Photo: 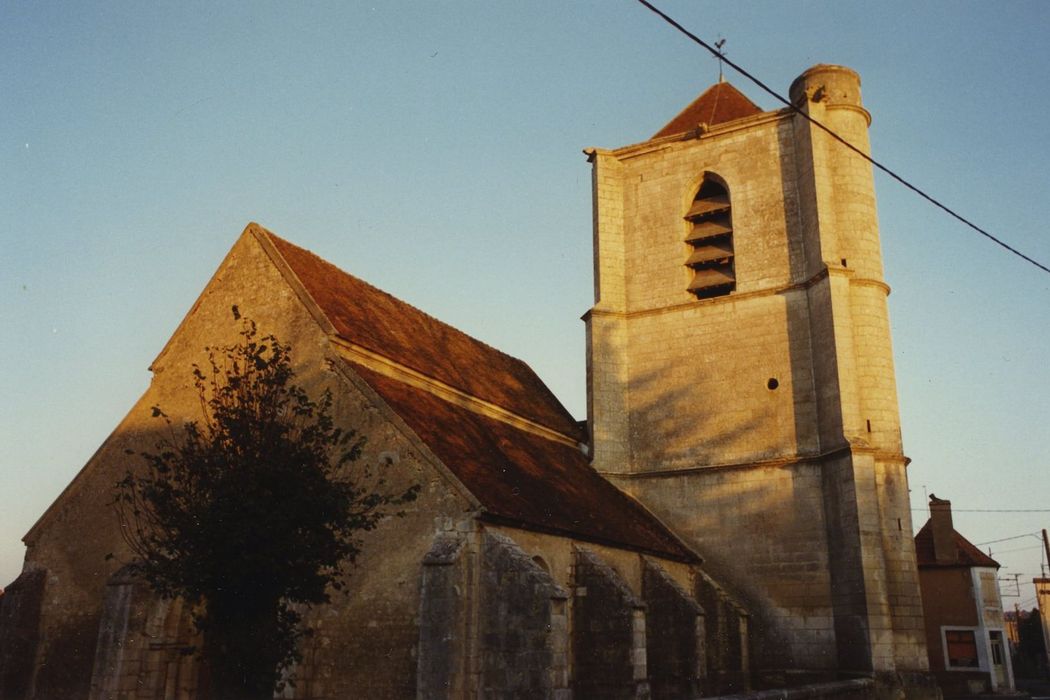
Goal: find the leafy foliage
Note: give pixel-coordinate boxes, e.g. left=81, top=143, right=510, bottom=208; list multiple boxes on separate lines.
left=1013, top=607, right=1049, bottom=679
left=114, top=307, right=418, bottom=699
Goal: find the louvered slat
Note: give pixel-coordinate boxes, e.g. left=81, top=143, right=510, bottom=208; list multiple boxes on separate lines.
left=686, top=219, right=732, bottom=243
left=686, top=245, right=733, bottom=266
left=685, top=195, right=730, bottom=219
left=687, top=266, right=736, bottom=291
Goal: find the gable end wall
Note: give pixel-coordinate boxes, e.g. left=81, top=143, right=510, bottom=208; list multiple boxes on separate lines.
left=14, top=229, right=476, bottom=700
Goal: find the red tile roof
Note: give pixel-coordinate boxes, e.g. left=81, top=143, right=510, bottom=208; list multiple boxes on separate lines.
left=267, top=233, right=582, bottom=439
left=348, top=362, right=698, bottom=562
left=652, top=81, right=763, bottom=139
left=261, top=229, right=696, bottom=560
left=914, top=520, right=1000, bottom=569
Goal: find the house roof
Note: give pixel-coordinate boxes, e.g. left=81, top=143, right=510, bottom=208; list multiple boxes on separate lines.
left=914, top=520, right=1000, bottom=569
left=652, top=80, right=763, bottom=139
left=267, top=233, right=583, bottom=440
left=348, top=362, right=697, bottom=562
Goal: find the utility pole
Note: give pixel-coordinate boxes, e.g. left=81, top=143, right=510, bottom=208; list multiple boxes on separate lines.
left=1043, top=529, right=1050, bottom=575
left=1037, top=531, right=1050, bottom=669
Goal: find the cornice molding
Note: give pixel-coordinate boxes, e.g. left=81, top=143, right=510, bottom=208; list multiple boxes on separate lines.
left=584, top=265, right=890, bottom=322
left=603, top=109, right=790, bottom=161
left=599, top=443, right=909, bottom=480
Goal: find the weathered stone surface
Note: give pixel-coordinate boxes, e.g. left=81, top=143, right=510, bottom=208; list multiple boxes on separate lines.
left=694, top=568, right=750, bottom=695
left=12, top=229, right=474, bottom=700
left=478, top=531, right=568, bottom=699
left=0, top=568, right=45, bottom=700
left=87, top=567, right=200, bottom=700
left=587, top=64, right=931, bottom=686
left=32, top=610, right=99, bottom=700
left=573, top=547, right=650, bottom=700
left=642, top=558, right=704, bottom=699
left=417, top=532, right=469, bottom=699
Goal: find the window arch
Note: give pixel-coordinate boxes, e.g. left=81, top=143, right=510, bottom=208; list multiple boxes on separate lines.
left=684, top=176, right=735, bottom=298
left=532, top=555, right=551, bottom=574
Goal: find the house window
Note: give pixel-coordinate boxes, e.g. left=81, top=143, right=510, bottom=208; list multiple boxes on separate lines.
left=685, top=177, right=735, bottom=298
left=990, top=631, right=1004, bottom=665
left=944, top=629, right=980, bottom=668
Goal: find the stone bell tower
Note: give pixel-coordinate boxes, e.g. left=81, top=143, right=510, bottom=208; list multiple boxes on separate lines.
left=585, top=65, right=933, bottom=689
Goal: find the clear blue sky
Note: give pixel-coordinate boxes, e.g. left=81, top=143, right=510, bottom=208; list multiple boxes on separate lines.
left=3, top=2, right=1049, bottom=606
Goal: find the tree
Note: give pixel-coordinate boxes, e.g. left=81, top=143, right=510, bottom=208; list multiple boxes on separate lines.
left=1014, top=607, right=1049, bottom=679
left=114, top=307, right=417, bottom=699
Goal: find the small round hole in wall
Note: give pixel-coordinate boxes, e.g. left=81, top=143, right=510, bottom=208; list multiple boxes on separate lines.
left=767, top=378, right=779, bottom=391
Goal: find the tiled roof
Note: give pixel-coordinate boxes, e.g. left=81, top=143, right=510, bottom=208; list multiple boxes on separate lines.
left=652, top=81, right=763, bottom=139
left=914, top=520, right=1000, bottom=569
left=261, top=229, right=694, bottom=560
left=267, top=233, right=582, bottom=439
left=348, top=362, right=698, bottom=562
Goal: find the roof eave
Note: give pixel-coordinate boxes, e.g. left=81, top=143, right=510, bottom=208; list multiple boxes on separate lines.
left=477, top=511, right=701, bottom=565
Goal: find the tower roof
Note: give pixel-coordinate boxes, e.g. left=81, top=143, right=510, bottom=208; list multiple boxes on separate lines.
left=652, top=80, right=762, bottom=139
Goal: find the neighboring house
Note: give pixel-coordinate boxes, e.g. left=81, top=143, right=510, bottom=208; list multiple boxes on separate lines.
left=1035, top=578, right=1050, bottom=673
left=1, top=64, right=939, bottom=699
left=1004, top=610, right=1020, bottom=649
left=915, top=495, right=1015, bottom=694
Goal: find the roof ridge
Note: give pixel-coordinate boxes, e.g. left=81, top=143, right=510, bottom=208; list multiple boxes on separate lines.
left=708, top=82, right=723, bottom=123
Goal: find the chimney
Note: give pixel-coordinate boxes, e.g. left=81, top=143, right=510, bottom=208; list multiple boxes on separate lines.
left=929, top=494, right=958, bottom=564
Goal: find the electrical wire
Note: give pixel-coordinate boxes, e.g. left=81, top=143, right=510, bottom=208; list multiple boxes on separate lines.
left=990, top=545, right=1043, bottom=556
left=912, top=509, right=1050, bottom=514
left=955, top=509, right=1050, bottom=513
left=634, top=0, right=1050, bottom=276
left=978, top=532, right=1042, bottom=546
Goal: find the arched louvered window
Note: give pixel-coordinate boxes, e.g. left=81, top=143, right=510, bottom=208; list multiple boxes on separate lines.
left=684, top=177, right=735, bottom=298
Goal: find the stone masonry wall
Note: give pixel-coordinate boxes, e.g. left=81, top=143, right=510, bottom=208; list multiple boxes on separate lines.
left=591, top=117, right=823, bottom=474
left=588, top=65, right=930, bottom=681
left=642, top=558, right=704, bottom=699
left=573, top=547, right=649, bottom=700
left=416, top=532, right=470, bottom=699
left=586, top=149, right=630, bottom=474
left=88, top=569, right=201, bottom=700
left=478, top=531, right=569, bottom=699
left=0, top=569, right=45, bottom=700
left=14, top=228, right=472, bottom=700
left=419, top=526, right=737, bottom=700
left=613, top=462, right=834, bottom=673
left=694, top=568, right=751, bottom=694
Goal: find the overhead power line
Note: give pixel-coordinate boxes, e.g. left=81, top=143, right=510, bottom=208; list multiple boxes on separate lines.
left=634, top=0, right=1050, bottom=276
left=912, top=508, right=1050, bottom=514
left=978, top=532, right=1042, bottom=546
left=955, top=509, right=1050, bottom=513
left=991, top=545, right=1044, bottom=555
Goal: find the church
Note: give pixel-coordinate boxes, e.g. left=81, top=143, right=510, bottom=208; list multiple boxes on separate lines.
left=0, top=65, right=939, bottom=699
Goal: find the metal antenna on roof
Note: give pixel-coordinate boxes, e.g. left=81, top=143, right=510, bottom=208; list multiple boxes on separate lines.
left=715, top=37, right=726, bottom=82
